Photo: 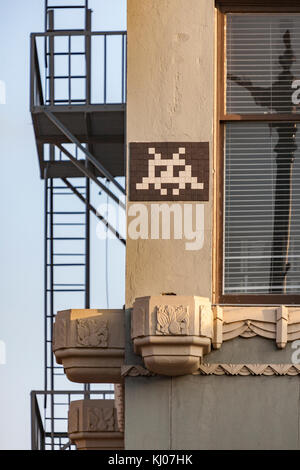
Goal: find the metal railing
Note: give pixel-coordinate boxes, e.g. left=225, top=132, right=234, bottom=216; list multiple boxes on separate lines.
left=31, top=392, right=46, bottom=450
left=31, top=39, right=45, bottom=107
left=31, top=389, right=114, bottom=450
left=30, top=30, right=127, bottom=109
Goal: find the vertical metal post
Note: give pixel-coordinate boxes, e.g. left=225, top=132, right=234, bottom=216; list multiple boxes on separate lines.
left=85, top=9, right=92, bottom=105
left=44, top=175, right=48, bottom=408
left=104, top=34, right=107, bottom=104
left=85, top=175, right=90, bottom=311
left=84, top=4, right=91, bottom=394
left=31, top=392, right=46, bottom=450
left=84, top=5, right=91, bottom=307
left=31, top=391, right=36, bottom=450
left=85, top=10, right=92, bottom=309
left=122, top=32, right=127, bottom=185
left=68, top=36, right=71, bottom=105
left=44, top=0, right=48, bottom=32
left=122, top=34, right=125, bottom=104
left=84, top=9, right=92, bottom=394
left=48, top=10, right=55, bottom=105
left=84, top=173, right=91, bottom=400
left=30, top=35, right=35, bottom=110
left=49, top=147, right=55, bottom=449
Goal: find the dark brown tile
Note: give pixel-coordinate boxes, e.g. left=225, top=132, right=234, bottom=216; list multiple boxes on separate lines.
left=129, top=142, right=209, bottom=202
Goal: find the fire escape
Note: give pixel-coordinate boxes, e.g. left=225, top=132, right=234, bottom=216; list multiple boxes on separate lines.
left=30, top=1, right=126, bottom=450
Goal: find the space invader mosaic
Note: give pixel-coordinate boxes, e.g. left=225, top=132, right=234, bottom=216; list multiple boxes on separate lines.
left=129, top=142, right=209, bottom=201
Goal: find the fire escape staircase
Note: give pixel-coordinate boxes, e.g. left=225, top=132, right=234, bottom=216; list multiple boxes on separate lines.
left=30, top=1, right=126, bottom=450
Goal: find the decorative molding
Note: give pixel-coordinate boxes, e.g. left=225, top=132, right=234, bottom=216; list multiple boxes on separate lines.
left=76, top=318, right=108, bottom=348
left=212, top=305, right=223, bottom=349
left=216, top=305, right=300, bottom=349
left=198, top=364, right=300, bottom=376
left=199, top=304, right=213, bottom=338
left=130, top=300, right=300, bottom=376
left=121, top=365, right=155, bottom=377
left=88, top=407, right=115, bottom=432
left=276, top=306, right=288, bottom=349
left=156, top=305, right=189, bottom=335
left=122, top=363, right=300, bottom=377
left=132, top=303, right=300, bottom=354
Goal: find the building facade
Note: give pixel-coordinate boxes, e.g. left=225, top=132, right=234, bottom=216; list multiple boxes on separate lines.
left=124, top=0, right=300, bottom=450
left=47, top=0, right=300, bottom=450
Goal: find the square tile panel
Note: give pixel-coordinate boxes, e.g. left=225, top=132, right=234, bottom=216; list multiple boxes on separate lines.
left=129, top=142, right=209, bottom=201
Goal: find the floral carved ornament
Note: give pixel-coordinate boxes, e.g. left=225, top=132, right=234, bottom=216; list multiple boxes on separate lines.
left=156, top=305, right=189, bottom=335
left=76, top=318, right=108, bottom=347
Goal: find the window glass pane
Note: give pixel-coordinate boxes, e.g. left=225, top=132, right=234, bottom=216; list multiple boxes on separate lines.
left=224, top=121, right=300, bottom=294
left=227, top=14, right=300, bottom=114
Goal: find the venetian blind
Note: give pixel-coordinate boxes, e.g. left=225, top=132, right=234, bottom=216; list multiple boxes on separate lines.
left=224, top=122, right=300, bottom=294
left=224, top=14, right=300, bottom=295
left=226, top=14, right=300, bottom=114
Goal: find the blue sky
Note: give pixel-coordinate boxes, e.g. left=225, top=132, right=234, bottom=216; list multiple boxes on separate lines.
left=0, top=0, right=126, bottom=450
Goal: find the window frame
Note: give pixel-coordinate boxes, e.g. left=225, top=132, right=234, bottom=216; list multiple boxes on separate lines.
left=215, top=0, right=300, bottom=305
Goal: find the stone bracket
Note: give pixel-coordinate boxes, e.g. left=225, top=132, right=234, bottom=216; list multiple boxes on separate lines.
left=53, top=309, right=125, bottom=383
left=131, top=295, right=214, bottom=376
left=68, top=399, right=124, bottom=450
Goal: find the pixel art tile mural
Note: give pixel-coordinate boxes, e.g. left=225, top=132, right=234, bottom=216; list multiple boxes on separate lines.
left=129, top=143, right=209, bottom=201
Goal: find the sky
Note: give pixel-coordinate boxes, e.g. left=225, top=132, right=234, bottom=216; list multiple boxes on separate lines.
left=0, top=0, right=126, bottom=450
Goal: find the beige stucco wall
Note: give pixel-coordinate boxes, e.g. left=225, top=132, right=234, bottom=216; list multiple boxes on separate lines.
left=126, top=0, right=215, bottom=307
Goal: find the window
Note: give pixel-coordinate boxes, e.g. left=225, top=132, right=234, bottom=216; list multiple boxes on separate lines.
left=216, top=1, right=300, bottom=304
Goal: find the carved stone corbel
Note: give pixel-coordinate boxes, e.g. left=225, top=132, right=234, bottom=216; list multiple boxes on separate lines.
left=53, top=309, right=125, bottom=383
left=131, top=296, right=213, bottom=376
left=68, top=400, right=124, bottom=450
